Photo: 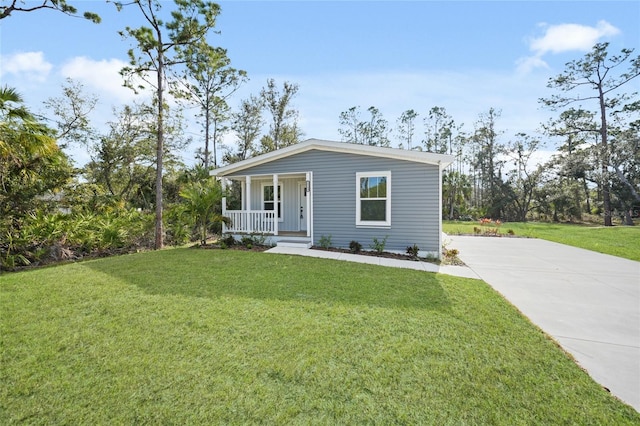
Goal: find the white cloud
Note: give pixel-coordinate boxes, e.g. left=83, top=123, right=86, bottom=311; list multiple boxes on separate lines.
left=1, top=51, right=52, bottom=82
left=59, top=56, right=138, bottom=103
left=517, top=20, right=621, bottom=74
left=530, top=20, right=620, bottom=56
left=515, top=55, right=549, bottom=75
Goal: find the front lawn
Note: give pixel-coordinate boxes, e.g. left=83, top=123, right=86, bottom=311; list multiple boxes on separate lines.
left=1, top=249, right=638, bottom=424
left=444, top=220, right=640, bottom=261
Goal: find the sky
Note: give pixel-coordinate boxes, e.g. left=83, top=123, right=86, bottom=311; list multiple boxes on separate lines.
left=1, top=0, right=639, bottom=167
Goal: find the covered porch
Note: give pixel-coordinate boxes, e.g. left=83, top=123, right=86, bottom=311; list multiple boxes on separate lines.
left=220, top=172, right=313, bottom=242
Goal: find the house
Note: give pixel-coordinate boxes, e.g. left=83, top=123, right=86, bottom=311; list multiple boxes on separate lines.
left=211, top=139, right=454, bottom=258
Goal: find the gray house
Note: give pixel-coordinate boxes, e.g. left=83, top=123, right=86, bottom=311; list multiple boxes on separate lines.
left=211, top=139, right=453, bottom=257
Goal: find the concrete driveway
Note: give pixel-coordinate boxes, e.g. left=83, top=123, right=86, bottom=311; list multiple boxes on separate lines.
left=447, top=235, right=640, bottom=411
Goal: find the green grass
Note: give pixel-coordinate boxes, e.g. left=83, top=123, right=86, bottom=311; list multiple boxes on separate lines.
left=444, top=220, right=640, bottom=261
left=1, top=249, right=638, bottom=424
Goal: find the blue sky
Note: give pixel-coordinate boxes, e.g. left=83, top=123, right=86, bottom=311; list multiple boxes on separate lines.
left=2, top=1, right=639, bottom=165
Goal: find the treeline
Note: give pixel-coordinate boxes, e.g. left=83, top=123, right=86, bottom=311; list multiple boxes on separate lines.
left=0, top=0, right=304, bottom=270
left=336, top=44, right=640, bottom=225
left=1, top=1, right=638, bottom=271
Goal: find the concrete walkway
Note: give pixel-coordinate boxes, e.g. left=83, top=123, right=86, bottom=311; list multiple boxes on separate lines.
left=267, top=239, right=640, bottom=410
left=265, top=246, right=480, bottom=279
left=447, top=235, right=640, bottom=411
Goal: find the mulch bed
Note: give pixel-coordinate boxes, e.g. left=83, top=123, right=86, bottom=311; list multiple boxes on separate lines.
left=198, top=243, right=465, bottom=266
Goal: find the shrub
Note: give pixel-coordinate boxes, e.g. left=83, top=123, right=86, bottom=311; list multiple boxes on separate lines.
left=406, top=244, right=420, bottom=260
left=241, top=234, right=267, bottom=248
left=370, top=236, right=388, bottom=254
left=443, top=247, right=459, bottom=259
left=318, top=234, right=333, bottom=249
left=349, top=240, right=362, bottom=253
left=221, top=234, right=236, bottom=246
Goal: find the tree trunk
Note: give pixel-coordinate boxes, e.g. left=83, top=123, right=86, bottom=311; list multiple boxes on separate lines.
left=583, top=178, right=591, bottom=213
left=598, top=87, right=613, bottom=226
left=154, top=36, right=165, bottom=250
left=204, top=108, right=211, bottom=170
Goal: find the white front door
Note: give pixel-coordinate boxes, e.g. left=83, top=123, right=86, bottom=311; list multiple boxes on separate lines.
left=297, top=181, right=307, bottom=231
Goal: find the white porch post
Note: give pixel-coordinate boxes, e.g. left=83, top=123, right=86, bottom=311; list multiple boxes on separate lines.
left=240, top=181, right=245, bottom=210
left=273, top=174, right=279, bottom=236
left=245, top=176, right=252, bottom=233
left=305, top=172, right=312, bottom=238
left=220, top=178, right=227, bottom=233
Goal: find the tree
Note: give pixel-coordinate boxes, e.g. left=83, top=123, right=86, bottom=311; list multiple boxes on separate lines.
left=117, top=0, right=220, bottom=249
left=362, top=106, right=390, bottom=147
left=423, top=106, right=456, bottom=154
left=442, top=171, right=472, bottom=219
left=179, top=179, right=228, bottom=245
left=338, top=106, right=389, bottom=146
left=396, top=109, right=419, bottom=149
left=470, top=108, right=506, bottom=218
left=503, top=133, right=543, bottom=221
left=0, top=0, right=100, bottom=21
left=172, top=44, right=247, bottom=169
left=45, top=78, right=98, bottom=150
left=609, top=104, right=640, bottom=224
left=0, top=87, right=72, bottom=229
left=224, top=95, right=263, bottom=164
left=260, top=79, right=300, bottom=151
left=543, top=108, right=600, bottom=216
left=82, top=103, right=156, bottom=208
left=338, top=106, right=363, bottom=144
left=541, top=42, right=640, bottom=226
left=421, top=106, right=471, bottom=217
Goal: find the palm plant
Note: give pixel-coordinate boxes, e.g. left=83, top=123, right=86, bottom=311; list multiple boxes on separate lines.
left=179, top=179, right=229, bottom=245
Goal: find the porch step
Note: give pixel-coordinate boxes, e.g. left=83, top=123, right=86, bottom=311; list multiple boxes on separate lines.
left=276, top=239, right=312, bottom=249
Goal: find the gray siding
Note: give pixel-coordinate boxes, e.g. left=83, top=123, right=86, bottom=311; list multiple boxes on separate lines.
left=234, top=149, right=441, bottom=252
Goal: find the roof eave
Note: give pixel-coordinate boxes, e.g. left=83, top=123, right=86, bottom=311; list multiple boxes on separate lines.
left=210, top=139, right=454, bottom=177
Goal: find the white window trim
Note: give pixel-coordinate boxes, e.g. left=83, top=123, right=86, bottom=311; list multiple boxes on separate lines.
left=356, top=171, right=391, bottom=228
left=261, top=182, right=284, bottom=222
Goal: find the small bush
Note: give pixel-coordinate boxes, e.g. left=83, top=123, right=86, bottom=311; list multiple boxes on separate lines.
left=370, top=236, right=388, bottom=254
left=221, top=235, right=236, bottom=246
left=507, top=229, right=515, bottom=235
left=349, top=240, right=362, bottom=253
left=443, top=247, right=459, bottom=259
left=319, top=235, right=333, bottom=249
left=484, top=228, right=500, bottom=236
left=240, top=234, right=267, bottom=248
left=406, top=244, right=420, bottom=260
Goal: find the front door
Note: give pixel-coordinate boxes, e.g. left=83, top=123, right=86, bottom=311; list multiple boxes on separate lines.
left=297, top=181, right=307, bottom=231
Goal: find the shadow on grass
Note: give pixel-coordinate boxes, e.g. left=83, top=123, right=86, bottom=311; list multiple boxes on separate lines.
left=84, top=248, right=452, bottom=311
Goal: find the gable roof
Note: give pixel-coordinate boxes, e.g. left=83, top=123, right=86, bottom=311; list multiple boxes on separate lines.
left=211, top=138, right=454, bottom=177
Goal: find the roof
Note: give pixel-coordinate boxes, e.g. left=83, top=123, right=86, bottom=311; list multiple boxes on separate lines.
left=211, top=138, right=454, bottom=177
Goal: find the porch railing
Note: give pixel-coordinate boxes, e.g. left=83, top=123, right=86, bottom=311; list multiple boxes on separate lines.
left=224, top=210, right=276, bottom=234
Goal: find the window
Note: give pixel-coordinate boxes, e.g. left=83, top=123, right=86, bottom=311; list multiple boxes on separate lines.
left=262, top=184, right=282, bottom=221
left=356, top=171, right=391, bottom=227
